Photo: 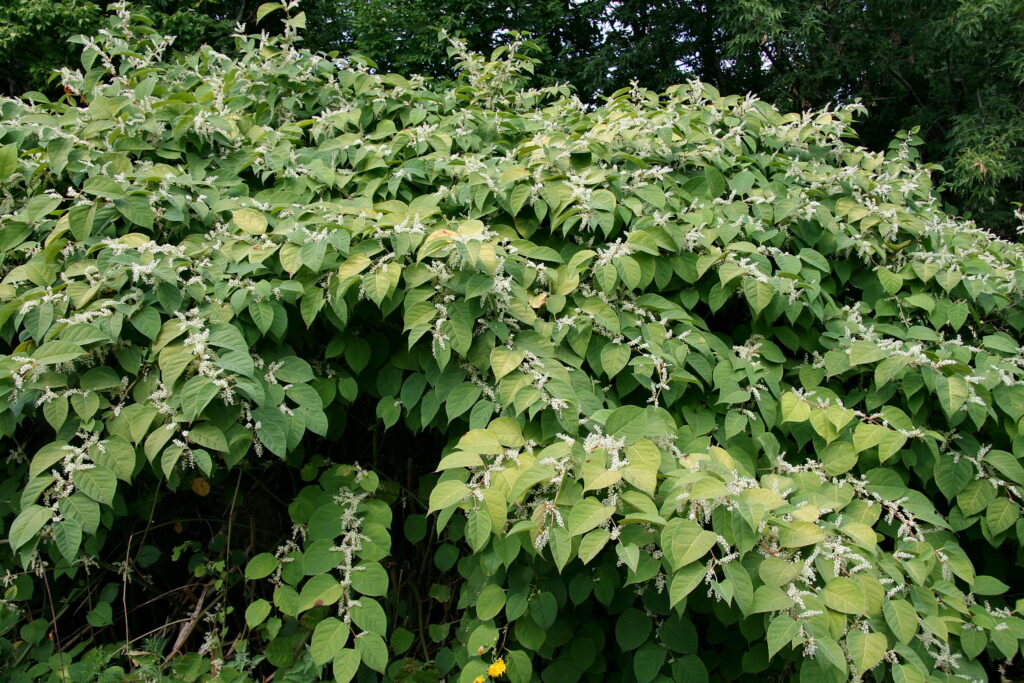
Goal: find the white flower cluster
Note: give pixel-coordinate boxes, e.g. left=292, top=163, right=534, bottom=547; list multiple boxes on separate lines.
left=331, top=486, right=371, bottom=623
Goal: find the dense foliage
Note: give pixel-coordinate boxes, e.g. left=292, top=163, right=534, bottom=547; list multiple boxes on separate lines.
left=3, top=4, right=1024, bottom=682
left=717, top=0, right=1024, bottom=239
left=0, top=0, right=361, bottom=96
left=332, top=0, right=1024, bottom=235
left=6, top=1, right=1021, bottom=237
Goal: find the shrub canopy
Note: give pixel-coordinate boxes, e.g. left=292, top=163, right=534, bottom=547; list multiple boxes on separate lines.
left=2, top=4, right=1024, bottom=682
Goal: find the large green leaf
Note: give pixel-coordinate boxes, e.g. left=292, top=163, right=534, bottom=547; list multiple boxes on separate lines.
left=9, top=504, right=51, bottom=550
left=75, top=465, right=118, bottom=506
left=311, top=618, right=350, bottom=666
left=845, top=630, right=887, bottom=675
left=33, top=341, right=85, bottom=365
left=660, top=518, right=717, bottom=570
left=567, top=497, right=615, bottom=536
left=821, top=577, right=866, bottom=615
left=883, top=599, right=918, bottom=644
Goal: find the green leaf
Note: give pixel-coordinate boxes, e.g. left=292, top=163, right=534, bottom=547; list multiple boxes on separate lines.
left=274, top=586, right=299, bottom=617
left=75, top=465, right=117, bottom=505
left=600, top=342, right=631, bottom=378
left=877, top=267, right=902, bottom=294
left=29, top=441, right=68, bottom=479
left=436, top=451, right=483, bottom=471
left=813, top=636, right=847, bottom=674
left=180, top=376, right=219, bottom=421
left=96, top=436, right=136, bottom=481
left=845, top=630, right=887, bottom=675
left=622, top=440, right=660, bottom=495
left=476, top=584, right=506, bottom=620
left=350, top=562, right=388, bottom=597
left=848, top=341, right=887, bottom=366
left=935, top=374, right=968, bottom=416
left=33, top=340, right=85, bottom=365
left=750, top=585, right=795, bottom=614
left=986, top=497, right=1018, bottom=535
left=993, top=385, right=1024, bottom=420
left=780, top=392, right=810, bottom=423
left=428, top=480, right=471, bottom=512
left=820, top=440, right=857, bottom=475
left=300, top=240, right=328, bottom=272
left=820, top=577, right=866, bottom=615
left=362, top=263, right=399, bottom=305
left=758, top=557, right=802, bottom=586
left=578, top=528, right=610, bottom=564
left=934, top=455, right=973, bottom=500
left=883, top=599, right=918, bottom=644
left=509, top=184, right=531, bottom=216
left=301, top=286, right=325, bottom=326
left=973, top=575, right=1009, bottom=595
left=961, top=628, right=987, bottom=660
left=957, top=479, right=996, bottom=517
left=158, top=344, right=191, bottom=387
left=877, top=429, right=907, bottom=462
left=245, top=599, right=271, bottom=627
left=245, top=553, right=277, bottom=579
left=445, top=382, right=481, bottom=420
left=298, top=573, right=343, bottom=612
left=114, top=195, right=154, bottom=229
left=660, top=518, right=717, bottom=569
left=615, top=542, right=639, bottom=573
left=634, top=641, right=667, bottom=683
left=59, top=494, right=99, bottom=534
left=465, top=508, right=491, bottom=552
left=778, top=520, right=825, bottom=548
left=0, top=144, right=17, bottom=178
left=548, top=526, right=572, bottom=571
left=256, top=2, right=284, bottom=22
left=766, top=615, right=800, bottom=658
left=351, top=597, right=387, bottom=634
left=490, top=347, right=525, bottom=380
left=9, top=504, right=51, bottom=550
left=87, top=602, right=113, bottom=628
left=985, top=450, right=1024, bottom=485
left=355, top=631, right=388, bottom=673
left=742, top=278, right=773, bottom=316
left=809, top=410, right=840, bottom=443
left=232, top=208, right=268, bottom=234
left=333, top=648, right=360, bottom=683
left=311, top=618, right=350, bottom=666
left=704, top=166, right=726, bottom=197
left=457, top=429, right=503, bottom=454
left=187, top=423, right=228, bottom=452
left=668, top=562, right=705, bottom=608
left=615, top=608, right=651, bottom=651
left=43, top=397, right=68, bottom=431
left=446, top=301, right=475, bottom=355
left=568, top=497, right=615, bottom=536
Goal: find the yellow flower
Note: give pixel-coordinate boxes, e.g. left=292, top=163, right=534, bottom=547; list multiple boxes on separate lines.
left=487, top=658, right=507, bottom=678
left=473, top=677, right=486, bottom=683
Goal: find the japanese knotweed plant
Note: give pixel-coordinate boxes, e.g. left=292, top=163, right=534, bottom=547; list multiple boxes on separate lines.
left=1, top=3, right=1024, bottom=682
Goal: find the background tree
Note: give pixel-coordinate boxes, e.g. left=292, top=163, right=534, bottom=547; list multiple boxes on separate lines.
left=320, top=0, right=1024, bottom=232
left=0, top=0, right=306, bottom=95
left=716, top=0, right=1024, bottom=237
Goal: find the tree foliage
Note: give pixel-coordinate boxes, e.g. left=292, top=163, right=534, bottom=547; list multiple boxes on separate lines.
left=4, top=1, right=1022, bottom=232
left=0, top=0, right=302, bottom=96
left=717, top=0, right=1024, bottom=238
left=326, top=0, right=1024, bottom=233
left=2, top=4, right=1024, bottom=682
